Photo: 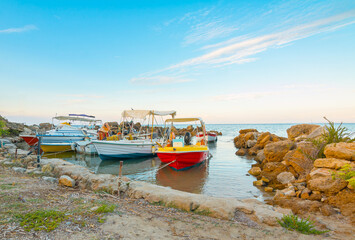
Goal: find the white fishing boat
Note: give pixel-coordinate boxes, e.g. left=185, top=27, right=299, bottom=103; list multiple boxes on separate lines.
left=92, top=110, right=176, bottom=160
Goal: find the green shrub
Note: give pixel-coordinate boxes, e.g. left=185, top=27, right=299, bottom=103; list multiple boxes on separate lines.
left=0, top=120, right=9, bottom=137
left=94, top=204, right=116, bottom=214
left=331, top=164, right=355, bottom=188
left=311, top=117, right=354, bottom=158
left=17, top=210, right=67, bottom=232
left=277, top=214, right=328, bottom=235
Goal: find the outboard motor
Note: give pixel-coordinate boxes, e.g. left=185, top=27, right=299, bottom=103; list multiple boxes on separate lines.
left=184, top=132, right=191, bottom=145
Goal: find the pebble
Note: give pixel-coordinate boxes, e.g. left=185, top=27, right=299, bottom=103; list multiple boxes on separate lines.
left=12, top=167, right=26, bottom=173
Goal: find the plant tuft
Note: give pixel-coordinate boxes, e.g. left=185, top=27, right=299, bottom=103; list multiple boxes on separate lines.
left=277, top=214, right=328, bottom=235
left=17, top=210, right=67, bottom=232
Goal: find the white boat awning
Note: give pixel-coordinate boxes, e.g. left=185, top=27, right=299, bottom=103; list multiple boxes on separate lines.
left=165, top=117, right=202, bottom=123
left=122, top=110, right=176, bottom=119
left=53, top=116, right=101, bottom=123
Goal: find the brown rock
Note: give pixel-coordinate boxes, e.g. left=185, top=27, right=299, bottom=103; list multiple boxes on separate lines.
left=59, top=175, right=75, bottom=187
left=248, top=167, right=261, bottom=176
left=234, top=134, right=246, bottom=148
left=255, top=150, right=265, bottom=163
left=276, top=172, right=295, bottom=184
left=307, top=176, right=348, bottom=194
left=248, top=146, right=260, bottom=156
left=264, top=187, right=273, bottom=192
left=284, top=141, right=317, bottom=178
left=313, top=158, right=353, bottom=169
left=324, top=142, right=355, bottom=161
left=239, top=129, right=258, bottom=134
left=253, top=180, right=266, bottom=186
left=308, top=168, right=332, bottom=180
left=326, top=189, right=355, bottom=220
left=261, top=176, right=270, bottom=183
left=320, top=204, right=336, bottom=216
left=260, top=162, right=287, bottom=183
left=264, top=140, right=296, bottom=162
left=286, top=124, right=320, bottom=140
left=301, top=192, right=310, bottom=199
left=272, top=198, right=323, bottom=215
left=236, top=148, right=248, bottom=156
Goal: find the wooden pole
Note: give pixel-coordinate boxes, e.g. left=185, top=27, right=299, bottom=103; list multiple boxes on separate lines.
left=37, top=136, right=42, bottom=168
left=15, top=148, right=18, bottom=159
left=119, top=161, right=123, bottom=178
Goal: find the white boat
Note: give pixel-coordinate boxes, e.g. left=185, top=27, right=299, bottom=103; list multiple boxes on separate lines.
left=71, top=138, right=98, bottom=155
left=197, top=131, right=218, bottom=142
left=91, top=139, right=157, bottom=160
left=92, top=110, right=176, bottom=160
left=38, top=114, right=102, bottom=153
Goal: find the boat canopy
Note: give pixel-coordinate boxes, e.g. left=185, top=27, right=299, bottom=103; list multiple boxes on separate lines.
left=69, top=114, right=95, bottom=118
left=165, top=118, right=202, bottom=123
left=53, top=115, right=101, bottom=123
left=121, top=110, right=176, bottom=119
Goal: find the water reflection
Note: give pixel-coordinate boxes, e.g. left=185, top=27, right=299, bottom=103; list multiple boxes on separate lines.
left=156, top=161, right=209, bottom=194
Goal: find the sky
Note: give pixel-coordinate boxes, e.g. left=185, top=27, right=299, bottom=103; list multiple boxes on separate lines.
left=0, top=0, right=355, bottom=124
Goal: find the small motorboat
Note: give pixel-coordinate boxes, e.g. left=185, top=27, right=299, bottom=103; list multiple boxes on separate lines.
left=196, top=131, right=217, bottom=142
left=156, top=118, right=211, bottom=171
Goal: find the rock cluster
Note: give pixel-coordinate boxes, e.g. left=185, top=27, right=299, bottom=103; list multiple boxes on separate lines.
left=234, top=124, right=355, bottom=221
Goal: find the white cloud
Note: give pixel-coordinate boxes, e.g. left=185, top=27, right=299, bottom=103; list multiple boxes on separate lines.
left=0, top=25, right=38, bottom=34
left=132, top=10, right=355, bottom=85
left=130, top=75, right=193, bottom=85
left=183, top=20, right=238, bottom=45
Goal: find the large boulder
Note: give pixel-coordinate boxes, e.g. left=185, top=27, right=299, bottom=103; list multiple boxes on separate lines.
left=286, top=124, right=320, bottom=141
left=313, top=158, right=354, bottom=170
left=283, top=141, right=318, bottom=178
left=255, top=132, right=281, bottom=149
left=308, top=168, right=332, bottom=180
left=277, top=172, right=295, bottom=184
left=307, top=176, right=348, bottom=194
left=260, top=162, right=287, bottom=184
left=324, top=142, right=355, bottom=161
left=307, top=126, right=327, bottom=140
left=264, top=140, right=296, bottom=162
left=239, top=129, right=258, bottom=134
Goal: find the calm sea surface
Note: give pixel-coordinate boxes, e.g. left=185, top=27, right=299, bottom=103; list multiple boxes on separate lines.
left=43, top=123, right=355, bottom=201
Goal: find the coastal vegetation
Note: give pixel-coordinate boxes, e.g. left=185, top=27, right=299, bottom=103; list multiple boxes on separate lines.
left=277, top=214, right=328, bottom=235
left=331, top=164, right=355, bottom=189
left=311, top=117, right=354, bottom=158
left=0, top=120, right=9, bottom=137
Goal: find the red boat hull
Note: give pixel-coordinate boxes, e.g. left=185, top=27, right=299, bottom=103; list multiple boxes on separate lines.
left=157, top=151, right=209, bottom=171
left=20, top=135, right=38, bottom=146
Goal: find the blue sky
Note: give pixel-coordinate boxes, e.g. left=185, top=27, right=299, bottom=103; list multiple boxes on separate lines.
left=1, top=0, right=355, bottom=124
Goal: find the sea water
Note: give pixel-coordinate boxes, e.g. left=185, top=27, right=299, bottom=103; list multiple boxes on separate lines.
left=43, top=123, right=355, bottom=200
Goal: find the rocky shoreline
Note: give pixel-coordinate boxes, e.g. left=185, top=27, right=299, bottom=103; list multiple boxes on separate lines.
left=234, top=123, right=355, bottom=226
left=1, top=115, right=354, bottom=238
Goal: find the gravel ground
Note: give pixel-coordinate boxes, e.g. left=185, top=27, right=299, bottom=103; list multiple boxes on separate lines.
left=0, top=167, right=342, bottom=240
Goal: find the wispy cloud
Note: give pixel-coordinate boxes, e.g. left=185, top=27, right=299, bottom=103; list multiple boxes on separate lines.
left=0, top=25, right=38, bottom=34
left=130, top=75, right=193, bottom=85
left=184, top=20, right=238, bottom=45
left=132, top=10, right=355, bottom=84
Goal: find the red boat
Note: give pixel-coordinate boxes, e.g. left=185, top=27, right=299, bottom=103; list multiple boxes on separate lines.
left=20, top=135, right=38, bottom=146
left=156, top=118, right=211, bottom=171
